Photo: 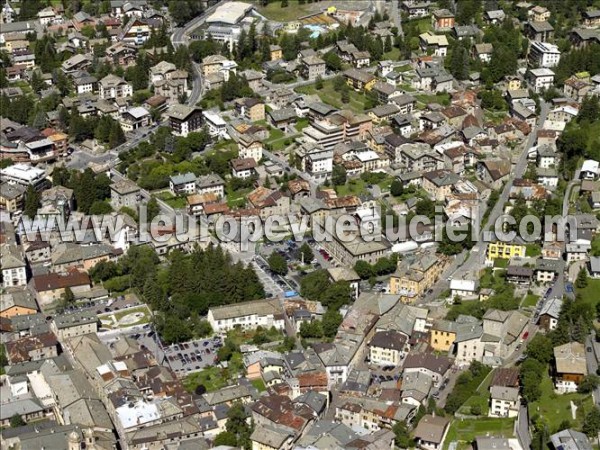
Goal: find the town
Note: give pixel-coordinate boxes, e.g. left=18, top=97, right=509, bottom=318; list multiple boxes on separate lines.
left=1, top=0, right=600, bottom=449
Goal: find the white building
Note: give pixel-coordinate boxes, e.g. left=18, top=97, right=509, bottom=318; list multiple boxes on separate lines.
left=0, top=164, right=47, bottom=189
left=527, top=68, right=555, bottom=93
left=528, top=41, right=561, bottom=68
left=368, top=330, right=408, bottom=366
left=1, top=245, right=27, bottom=287
left=207, top=298, right=285, bottom=333
left=450, top=279, right=478, bottom=299
left=202, top=111, right=228, bottom=139
left=98, top=74, right=132, bottom=100
left=489, top=386, right=520, bottom=418
left=169, top=172, right=197, bottom=196
left=581, top=160, right=599, bottom=180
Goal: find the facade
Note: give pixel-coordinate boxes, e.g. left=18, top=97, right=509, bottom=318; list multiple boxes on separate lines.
left=169, top=172, right=197, bottom=196
left=527, top=68, right=555, bottom=93
left=429, top=320, right=457, bottom=352
left=110, top=179, right=140, bottom=210
left=368, top=330, right=408, bottom=366
left=207, top=299, right=285, bottom=333
left=1, top=244, right=27, bottom=287
left=98, top=74, right=132, bottom=100
left=528, top=41, right=561, bottom=68
left=487, top=242, right=526, bottom=260
left=167, top=105, right=203, bottom=137
left=554, top=342, right=587, bottom=393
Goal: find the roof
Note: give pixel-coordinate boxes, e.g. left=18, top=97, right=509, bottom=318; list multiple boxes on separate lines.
left=0, top=243, right=25, bottom=269
left=231, top=157, right=257, bottom=171
left=413, top=415, right=450, bottom=445
left=369, top=330, right=407, bottom=351
left=344, top=68, right=376, bottom=84
left=166, top=104, right=200, bottom=121
left=250, top=424, right=293, bottom=448
left=110, top=179, right=139, bottom=195
left=52, top=310, right=97, bottom=329
left=404, top=352, right=452, bottom=375
left=206, top=1, right=254, bottom=25
left=490, top=385, right=519, bottom=402
left=209, top=298, right=282, bottom=321
left=491, top=367, right=520, bottom=387
left=170, top=172, right=196, bottom=185
left=528, top=20, right=554, bottom=32
left=32, top=271, right=90, bottom=292
left=0, top=288, right=37, bottom=313
left=554, top=342, right=587, bottom=375
left=550, top=429, right=593, bottom=450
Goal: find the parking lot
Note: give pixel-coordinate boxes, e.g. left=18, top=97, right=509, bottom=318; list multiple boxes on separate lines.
left=161, top=337, right=222, bottom=376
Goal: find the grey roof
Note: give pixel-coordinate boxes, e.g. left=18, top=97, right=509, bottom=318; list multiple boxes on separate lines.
left=170, top=172, right=196, bottom=185
left=528, top=21, right=554, bottom=32
left=0, top=288, right=36, bottom=313
left=0, top=244, right=25, bottom=269
left=250, top=424, right=293, bottom=448
left=539, top=297, right=562, bottom=319
left=0, top=397, right=44, bottom=421
left=455, top=321, right=484, bottom=342
left=490, top=385, right=519, bottom=401
left=369, top=330, right=407, bottom=350
left=268, top=107, right=297, bottom=122
left=52, top=243, right=115, bottom=265
left=197, top=173, right=225, bottom=189
left=550, top=429, right=593, bottom=450
left=590, top=256, right=600, bottom=274
left=535, top=258, right=561, bottom=272
left=209, top=298, right=282, bottom=321
left=294, top=390, right=327, bottom=414
left=52, top=310, right=97, bottom=329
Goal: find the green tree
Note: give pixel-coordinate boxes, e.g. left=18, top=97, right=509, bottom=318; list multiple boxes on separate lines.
left=341, top=88, right=350, bottom=104
left=214, top=432, right=238, bottom=447
left=268, top=252, right=288, bottom=276
left=354, top=260, right=375, bottom=279
left=299, top=242, right=313, bottom=263
left=9, top=414, right=26, bottom=428
left=390, top=180, right=404, bottom=197
left=392, top=422, right=412, bottom=448
left=576, top=267, right=589, bottom=288
left=332, top=164, right=347, bottom=186
left=89, top=200, right=113, bottom=215
left=578, top=375, right=600, bottom=394
left=225, top=402, right=253, bottom=449
left=525, top=334, right=554, bottom=364
left=62, top=287, right=75, bottom=305
left=315, top=75, right=324, bottom=90
left=322, top=309, right=343, bottom=338
left=146, top=197, right=160, bottom=223
left=108, top=121, right=126, bottom=148
left=23, top=185, right=40, bottom=219
left=583, top=407, right=600, bottom=437
left=300, top=269, right=331, bottom=301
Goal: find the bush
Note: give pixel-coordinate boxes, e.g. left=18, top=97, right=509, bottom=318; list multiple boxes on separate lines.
left=470, top=405, right=482, bottom=416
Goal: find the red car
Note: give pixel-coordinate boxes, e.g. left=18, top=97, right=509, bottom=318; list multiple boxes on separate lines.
left=522, top=331, right=529, bottom=340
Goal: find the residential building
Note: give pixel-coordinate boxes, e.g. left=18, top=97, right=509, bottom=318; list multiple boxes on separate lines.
left=419, top=32, right=449, bottom=57
left=422, top=169, right=459, bottom=201
left=535, top=258, right=561, bottom=283
left=550, top=429, right=593, bottom=450
left=390, top=252, right=448, bottom=298
left=203, top=111, right=228, bottom=139
left=0, top=182, right=26, bottom=212
left=237, top=133, right=263, bottom=163
left=368, top=330, right=408, bottom=366
left=5, top=332, right=59, bottom=364
left=98, top=74, right=132, bottom=100
left=429, top=320, right=457, bottom=352
left=525, top=21, right=554, bottom=42
left=51, top=310, right=98, bottom=340
left=538, top=297, right=562, bottom=331
left=1, top=244, right=27, bottom=287
left=231, top=158, right=257, bottom=179
left=487, top=242, right=526, bottom=260
left=432, top=9, right=455, bottom=31
left=583, top=9, right=600, bottom=27
left=120, top=106, right=150, bottom=131
left=473, top=43, right=493, bottom=62
left=506, top=266, right=533, bottom=285
left=0, top=164, right=47, bottom=190
left=554, top=342, right=587, bottom=393
left=0, top=287, right=37, bottom=318
left=527, top=68, right=555, bottom=93
left=528, top=41, right=561, bottom=68
left=110, top=179, right=140, bottom=210
left=235, top=97, right=265, bottom=122
left=413, top=415, right=450, bottom=450
left=343, top=68, right=376, bottom=92
left=207, top=298, right=285, bottom=333
left=489, top=386, right=520, bottom=418
left=166, top=104, right=203, bottom=137
left=301, top=55, right=326, bottom=81
left=196, top=174, right=225, bottom=198
left=477, top=159, right=511, bottom=189
left=169, top=172, right=197, bottom=196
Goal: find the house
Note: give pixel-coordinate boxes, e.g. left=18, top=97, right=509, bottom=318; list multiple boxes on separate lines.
left=566, top=243, right=590, bottom=263
left=389, top=252, right=447, bottom=297
left=235, top=97, right=265, bottom=122
left=429, top=320, right=457, bottom=352
left=203, top=111, right=228, bottom=139
left=1, top=244, right=26, bottom=287
left=186, top=193, right=219, bottom=216
left=583, top=9, right=600, bottom=27
left=484, top=10, right=505, bottom=24
left=528, top=41, right=561, bottom=68
left=231, top=158, right=257, bottom=179
left=477, top=159, right=511, bottom=189
left=166, top=105, right=203, bottom=137
left=450, top=279, right=478, bottom=299
left=0, top=287, right=37, bottom=318
left=269, top=44, right=282, bottom=61
left=489, top=386, right=520, bottom=418
left=589, top=256, right=600, bottom=279
left=98, top=74, right=132, bottom=100
left=5, top=332, right=59, bottom=364
left=550, top=429, right=593, bottom=450
left=413, top=415, right=450, bottom=450
left=110, top=179, right=140, bottom=210
left=61, top=54, right=92, bottom=74
left=527, top=68, right=555, bottom=93
left=327, top=267, right=360, bottom=298
left=51, top=310, right=98, bottom=340
left=432, top=9, right=455, bottom=31
left=535, top=258, right=561, bottom=283
left=554, top=342, right=587, bottom=393
left=537, top=144, right=557, bottom=169
left=368, top=330, right=408, bottom=366
left=368, top=104, right=401, bottom=124
left=506, top=265, right=533, bottom=285
left=0, top=183, right=26, bottom=212
left=473, top=43, right=493, bottom=63
left=487, top=242, right=526, bottom=261
left=120, top=106, right=150, bottom=131
left=455, top=320, right=484, bottom=365
left=537, top=167, right=558, bottom=188
left=32, top=271, right=91, bottom=307
left=511, top=103, right=537, bottom=129
left=247, top=187, right=290, bottom=220
left=563, top=76, right=593, bottom=102
left=197, top=174, right=225, bottom=198
left=301, top=55, right=326, bottom=81
left=538, top=297, right=562, bottom=331
left=267, top=107, right=297, bottom=131
left=419, top=32, right=449, bottom=57
left=169, top=172, right=196, bottom=196
left=422, top=169, right=459, bottom=201
left=344, top=68, right=376, bottom=92
left=119, top=18, right=152, bottom=46
left=525, top=21, right=554, bottom=42
left=581, top=160, right=599, bottom=180
left=372, top=81, right=399, bottom=104
left=207, top=298, right=285, bottom=333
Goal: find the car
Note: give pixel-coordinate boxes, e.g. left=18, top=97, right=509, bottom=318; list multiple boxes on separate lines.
left=588, top=347, right=593, bottom=352
left=565, top=283, right=574, bottom=293
left=183, top=343, right=190, bottom=349
left=195, top=365, right=200, bottom=369
left=190, top=355, right=197, bottom=361
left=432, top=391, right=440, bottom=398
left=168, top=356, right=175, bottom=361
left=173, top=345, right=180, bottom=351
left=522, top=331, right=529, bottom=340
left=104, top=307, right=110, bottom=312
left=193, top=342, right=198, bottom=347
left=96, top=310, right=102, bottom=314
left=148, top=331, right=155, bottom=338
left=203, top=341, right=209, bottom=346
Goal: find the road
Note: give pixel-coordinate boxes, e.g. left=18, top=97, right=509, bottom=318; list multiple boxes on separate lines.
left=585, top=332, right=600, bottom=406
left=261, top=147, right=320, bottom=194
left=170, top=1, right=225, bottom=107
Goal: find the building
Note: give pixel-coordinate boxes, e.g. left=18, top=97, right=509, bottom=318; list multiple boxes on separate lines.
left=538, top=297, right=562, bottom=331
left=554, top=342, right=587, bottom=393
left=527, top=68, right=555, bottom=93
left=322, top=232, right=391, bottom=266
left=1, top=244, right=27, bottom=287
left=368, top=330, right=408, bottom=366
left=237, top=133, right=263, bottom=162
left=429, top=320, right=457, bottom=352
left=120, top=106, right=150, bottom=131
left=110, top=179, right=140, bottom=210
left=535, top=258, right=561, bottom=283
left=389, top=252, right=447, bottom=298
left=506, top=266, right=533, bottom=285
left=419, top=32, right=449, bottom=57
left=202, top=111, right=228, bottom=139
left=51, top=310, right=98, bottom=340
left=344, top=68, right=377, bottom=92
left=32, top=271, right=92, bottom=306
left=474, top=43, right=493, bottom=63
left=432, top=9, right=455, bottom=31
left=196, top=174, right=225, bottom=198
left=0, top=164, right=47, bottom=190
left=550, top=429, right=593, bottom=450
left=525, top=21, right=554, bottom=42
left=530, top=5, right=551, bottom=22
left=166, top=105, right=203, bottom=137
left=413, top=415, right=450, bottom=450
left=5, top=332, right=59, bottom=364
left=0, top=287, right=37, bottom=318
left=487, top=242, right=526, bottom=261
left=301, top=55, right=326, bottom=81
left=169, top=172, right=196, bottom=196
left=528, top=41, right=561, bottom=68
left=583, top=9, right=600, bottom=27
left=207, top=298, right=285, bottom=333
left=231, top=157, right=257, bottom=179
left=236, top=97, right=265, bottom=122
left=489, top=386, right=520, bottom=418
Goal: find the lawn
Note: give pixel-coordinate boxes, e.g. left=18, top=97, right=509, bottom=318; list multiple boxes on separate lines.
left=251, top=379, right=267, bottom=392
left=522, top=293, right=539, bottom=308
left=296, top=80, right=369, bottom=113
left=525, top=243, right=541, bottom=257
left=226, top=188, right=251, bottom=208
left=575, top=278, right=600, bottom=309
left=98, top=305, right=151, bottom=329
left=155, top=192, right=187, bottom=209
left=443, top=418, right=515, bottom=450
left=458, top=368, right=494, bottom=416
left=383, top=48, right=401, bottom=61
left=335, top=178, right=367, bottom=196
left=183, top=366, right=229, bottom=393
left=415, top=92, right=451, bottom=106
left=295, top=118, right=310, bottom=131
left=257, top=2, right=313, bottom=21
left=529, top=370, right=594, bottom=431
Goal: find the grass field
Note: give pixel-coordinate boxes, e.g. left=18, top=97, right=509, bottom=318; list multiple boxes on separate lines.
left=575, top=278, right=600, bottom=308
left=335, top=178, right=367, bottom=196
left=529, top=371, right=593, bottom=431
left=296, top=80, right=369, bottom=113
left=459, top=369, right=494, bottom=416
left=226, top=188, right=251, bottom=208
left=444, top=418, right=515, bottom=450
left=522, top=293, right=539, bottom=308
left=257, top=2, right=314, bottom=21
left=98, top=305, right=151, bottom=329
left=183, top=366, right=229, bottom=393
left=251, top=379, right=267, bottom=392
left=415, top=92, right=451, bottom=106
left=155, top=192, right=187, bottom=209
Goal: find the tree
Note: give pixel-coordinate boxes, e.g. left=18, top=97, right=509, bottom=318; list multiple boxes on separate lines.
left=583, top=407, right=600, bottom=437
left=525, top=334, right=554, bottom=364
left=471, top=405, right=482, bottom=415
left=315, top=75, right=324, bottom=90
left=578, top=375, right=600, bottom=393
left=281, top=0, right=288, bottom=7
left=300, top=269, right=332, bottom=300
left=299, top=242, right=313, bottom=263
left=332, top=164, right=347, bottom=186
left=576, top=267, right=589, bottom=289
left=214, top=432, right=238, bottom=447
left=23, top=185, right=40, bottom=219
left=390, top=180, right=404, bottom=197
left=10, top=414, right=26, bottom=428
left=322, top=309, right=343, bottom=338
left=89, top=200, right=113, bottom=215
left=354, top=260, right=375, bottom=279
left=225, top=402, right=253, bottom=449
left=62, top=287, right=75, bottom=305
left=108, top=122, right=126, bottom=148
left=392, top=422, right=412, bottom=448
left=268, top=252, right=288, bottom=276
left=146, top=197, right=160, bottom=223
left=341, top=88, right=350, bottom=104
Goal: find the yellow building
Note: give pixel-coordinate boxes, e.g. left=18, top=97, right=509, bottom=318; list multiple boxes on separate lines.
left=430, top=320, right=457, bottom=352
left=269, top=44, right=282, bottom=61
left=487, top=242, right=526, bottom=260
left=389, top=253, right=448, bottom=297
left=506, top=76, right=522, bottom=91
left=343, top=68, right=376, bottom=92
